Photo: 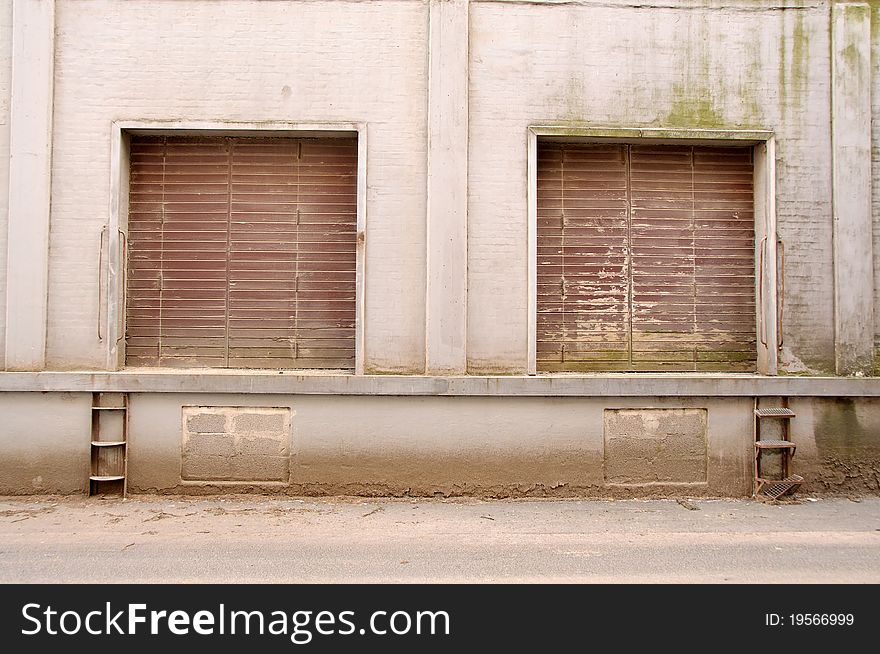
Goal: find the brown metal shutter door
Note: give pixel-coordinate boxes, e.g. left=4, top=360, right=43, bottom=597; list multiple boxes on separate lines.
left=536, top=143, right=631, bottom=371
left=536, top=142, right=755, bottom=372
left=126, top=135, right=357, bottom=370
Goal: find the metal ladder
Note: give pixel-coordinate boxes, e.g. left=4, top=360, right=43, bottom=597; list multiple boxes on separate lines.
left=89, top=392, right=128, bottom=496
left=753, top=398, right=803, bottom=499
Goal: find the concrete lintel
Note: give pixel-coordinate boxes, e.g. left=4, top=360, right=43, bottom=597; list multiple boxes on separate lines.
left=114, top=120, right=363, bottom=138
left=529, top=125, right=774, bottom=145
left=0, top=371, right=878, bottom=397
left=4, top=0, right=54, bottom=371
left=425, top=0, right=468, bottom=374
left=831, top=3, right=874, bottom=374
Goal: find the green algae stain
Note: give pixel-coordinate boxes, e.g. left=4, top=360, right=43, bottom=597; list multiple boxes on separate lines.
left=663, top=84, right=725, bottom=129
left=790, top=10, right=808, bottom=93
left=777, top=6, right=811, bottom=118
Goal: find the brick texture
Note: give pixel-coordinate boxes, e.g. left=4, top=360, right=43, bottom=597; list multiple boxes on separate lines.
left=0, top=1, right=874, bottom=375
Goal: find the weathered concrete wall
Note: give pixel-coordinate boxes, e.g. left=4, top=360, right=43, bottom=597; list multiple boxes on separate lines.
left=47, top=0, right=428, bottom=372
left=832, top=2, right=874, bottom=374
left=425, top=0, right=469, bottom=374
left=467, top=0, right=835, bottom=373
left=0, top=0, right=12, bottom=369
left=0, top=391, right=89, bottom=494
left=126, top=393, right=753, bottom=497
left=802, top=397, right=880, bottom=494
left=4, top=0, right=53, bottom=371
left=0, top=386, right=875, bottom=497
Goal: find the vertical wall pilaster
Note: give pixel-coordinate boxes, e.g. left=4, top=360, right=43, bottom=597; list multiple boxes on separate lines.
left=831, top=2, right=873, bottom=375
left=4, top=0, right=54, bottom=371
left=425, top=0, right=468, bottom=374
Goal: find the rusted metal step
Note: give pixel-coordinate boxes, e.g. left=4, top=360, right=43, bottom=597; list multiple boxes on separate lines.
left=754, top=407, right=795, bottom=418
left=759, top=474, right=804, bottom=500
left=755, top=439, right=797, bottom=451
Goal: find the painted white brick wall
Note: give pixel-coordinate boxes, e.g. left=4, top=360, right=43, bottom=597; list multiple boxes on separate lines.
left=47, top=0, right=428, bottom=371
left=467, top=1, right=835, bottom=373
left=0, top=0, right=12, bottom=368
left=0, top=0, right=873, bottom=374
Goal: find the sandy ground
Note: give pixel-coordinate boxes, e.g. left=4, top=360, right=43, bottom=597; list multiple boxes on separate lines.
left=1, top=495, right=878, bottom=583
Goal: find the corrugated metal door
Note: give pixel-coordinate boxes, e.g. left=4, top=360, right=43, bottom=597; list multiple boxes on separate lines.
left=126, top=135, right=357, bottom=369
left=537, top=142, right=756, bottom=372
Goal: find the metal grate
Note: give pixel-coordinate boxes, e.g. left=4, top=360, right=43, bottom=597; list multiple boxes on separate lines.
left=760, top=474, right=804, bottom=500
left=754, top=407, right=796, bottom=418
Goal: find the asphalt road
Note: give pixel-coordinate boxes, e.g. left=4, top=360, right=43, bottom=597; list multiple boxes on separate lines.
left=1, top=495, right=879, bottom=583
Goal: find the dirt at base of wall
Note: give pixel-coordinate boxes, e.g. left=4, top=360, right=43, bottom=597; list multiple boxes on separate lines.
left=127, top=482, right=754, bottom=500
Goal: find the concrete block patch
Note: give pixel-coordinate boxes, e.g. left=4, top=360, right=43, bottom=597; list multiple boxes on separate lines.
left=181, top=407, right=291, bottom=482
left=233, top=413, right=286, bottom=433
left=604, top=408, right=708, bottom=484
left=186, top=413, right=226, bottom=434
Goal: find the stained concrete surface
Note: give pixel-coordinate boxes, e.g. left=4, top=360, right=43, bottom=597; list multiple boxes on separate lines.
left=0, top=495, right=878, bottom=583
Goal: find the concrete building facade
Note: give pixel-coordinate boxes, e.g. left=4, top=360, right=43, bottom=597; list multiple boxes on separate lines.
left=0, top=0, right=878, bottom=497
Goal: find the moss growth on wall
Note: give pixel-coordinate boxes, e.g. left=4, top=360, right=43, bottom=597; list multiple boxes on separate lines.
left=790, top=10, right=808, bottom=93
left=663, top=83, right=726, bottom=128
left=777, top=6, right=811, bottom=117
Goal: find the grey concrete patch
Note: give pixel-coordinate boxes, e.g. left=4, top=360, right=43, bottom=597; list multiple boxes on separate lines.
left=605, top=408, right=708, bottom=484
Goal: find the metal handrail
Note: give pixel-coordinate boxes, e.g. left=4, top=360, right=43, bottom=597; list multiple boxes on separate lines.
left=777, top=236, right=785, bottom=348
left=116, top=229, right=127, bottom=344
left=97, top=225, right=107, bottom=341
left=757, top=236, right=767, bottom=347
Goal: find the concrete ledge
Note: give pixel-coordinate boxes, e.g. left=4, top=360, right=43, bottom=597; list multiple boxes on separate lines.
left=0, top=371, right=878, bottom=396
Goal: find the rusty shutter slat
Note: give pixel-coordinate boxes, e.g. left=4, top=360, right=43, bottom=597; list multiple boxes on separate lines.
left=536, top=142, right=756, bottom=373
left=126, top=135, right=357, bottom=370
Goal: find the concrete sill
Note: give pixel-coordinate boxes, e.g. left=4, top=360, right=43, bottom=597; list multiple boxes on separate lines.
left=0, top=371, right=878, bottom=397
